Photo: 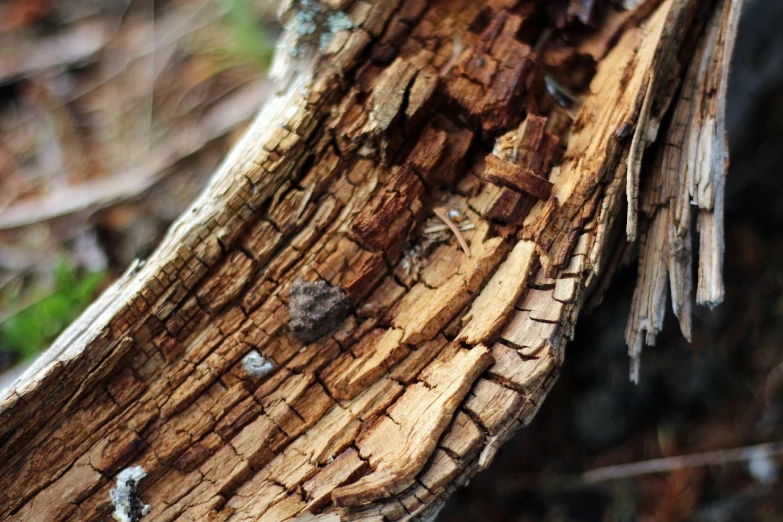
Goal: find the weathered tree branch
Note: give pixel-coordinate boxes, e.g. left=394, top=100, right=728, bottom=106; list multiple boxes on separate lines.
left=0, top=0, right=741, bottom=520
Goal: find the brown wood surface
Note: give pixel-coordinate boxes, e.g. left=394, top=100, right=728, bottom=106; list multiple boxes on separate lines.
left=0, top=0, right=742, bottom=520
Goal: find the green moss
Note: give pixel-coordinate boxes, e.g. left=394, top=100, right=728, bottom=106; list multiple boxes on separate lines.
left=219, top=0, right=273, bottom=67
left=0, top=258, right=106, bottom=360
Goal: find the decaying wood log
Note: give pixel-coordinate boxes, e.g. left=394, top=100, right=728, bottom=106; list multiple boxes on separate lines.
left=0, top=0, right=742, bottom=520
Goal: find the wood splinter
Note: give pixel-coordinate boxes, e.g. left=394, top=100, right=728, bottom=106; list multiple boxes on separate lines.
left=482, top=153, right=554, bottom=201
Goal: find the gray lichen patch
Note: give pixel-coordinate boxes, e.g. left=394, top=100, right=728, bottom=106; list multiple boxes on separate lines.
left=242, top=350, right=275, bottom=378
left=289, top=277, right=352, bottom=343
left=279, top=0, right=354, bottom=56
left=110, top=466, right=150, bottom=522
left=270, top=0, right=355, bottom=80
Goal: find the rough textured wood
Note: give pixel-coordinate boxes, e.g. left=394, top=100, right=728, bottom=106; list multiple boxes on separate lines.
left=625, top=0, right=743, bottom=381
left=0, top=0, right=741, bottom=520
left=481, top=154, right=554, bottom=200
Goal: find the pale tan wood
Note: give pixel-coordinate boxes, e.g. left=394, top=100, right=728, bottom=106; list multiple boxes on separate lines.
left=626, top=0, right=743, bottom=380
left=0, top=0, right=742, bottom=520
left=458, top=239, right=537, bottom=345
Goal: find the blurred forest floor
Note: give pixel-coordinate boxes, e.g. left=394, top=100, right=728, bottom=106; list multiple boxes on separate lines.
left=0, top=0, right=278, bottom=376
left=0, top=0, right=781, bottom=520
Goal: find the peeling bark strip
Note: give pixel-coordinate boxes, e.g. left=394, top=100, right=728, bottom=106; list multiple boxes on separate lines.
left=0, top=1, right=741, bottom=521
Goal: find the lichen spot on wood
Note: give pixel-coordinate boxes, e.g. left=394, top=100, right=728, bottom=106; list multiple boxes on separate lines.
left=271, top=0, right=354, bottom=80
left=289, top=277, right=351, bottom=343
left=282, top=0, right=354, bottom=56
left=242, top=350, right=275, bottom=378
left=110, top=466, right=150, bottom=522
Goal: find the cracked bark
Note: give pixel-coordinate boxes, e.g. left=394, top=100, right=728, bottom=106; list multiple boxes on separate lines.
left=0, top=0, right=741, bottom=520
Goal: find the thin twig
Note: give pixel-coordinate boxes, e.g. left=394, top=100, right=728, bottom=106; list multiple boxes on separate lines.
left=422, top=222, right=474, bottom=234
left=432, top=207, right=470, bottom=257
left=497, top=441, right=783, bottom=494
left=583, top=441, right=783, bottom=484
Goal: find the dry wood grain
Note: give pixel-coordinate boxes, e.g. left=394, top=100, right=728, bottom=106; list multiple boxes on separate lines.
left=0, top=0, right=741, bottom=520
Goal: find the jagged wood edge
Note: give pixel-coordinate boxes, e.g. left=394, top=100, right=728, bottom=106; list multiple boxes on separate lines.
left=0, top=0, right=741, bottom=520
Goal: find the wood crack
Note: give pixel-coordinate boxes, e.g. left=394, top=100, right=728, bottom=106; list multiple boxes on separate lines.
left=0, top=0, right=742, bottom=520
